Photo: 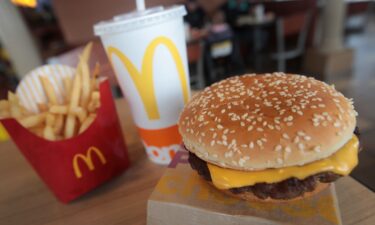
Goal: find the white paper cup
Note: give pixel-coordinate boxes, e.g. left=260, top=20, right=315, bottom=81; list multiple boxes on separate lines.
left=94, top=5, right=190, bottom=164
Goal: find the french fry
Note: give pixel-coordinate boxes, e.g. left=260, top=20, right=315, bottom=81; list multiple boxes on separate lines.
left=55, top=135, right=64, bottom=141
left=0, top=100, right=9, bottom=111
left=87, top=91, right=100, bottom=113
left=79, top=113, right=96, bottom=134
left=71, top=107, right=87, bottom=123
left=30, top=126, right=44, bottom=137
left=7, top=91, right=18, bottom=102
left=64, top=73, right=81, bottom=138
left=10, top=105, right=22, bottom=118
left=65, top=112, right=76, bottom=138
left=45, top=113, right=55, bottom=127
left=80, top=60, right=91, bottom=108
left=37, top=103, right=49, bottom=112
left=80, top=42, right=93, bottom=65
left=63, top=76, right=72, bottom=103
left=90, top=91, right=100, bottom=102
left=0, top=110, right=10, bottom=118
left=53, top=114, right=64, bottom=135
left=79, top=43, right=93, bottom=108
left=91, top=62, right=100, bottom=91
left=39, top=76, right=58, bottom=105
left=18, top=114, right=46, bottom=128
left=8, top=92, right=23, bottom=118
left=49, top=105, right=68, bottom=114
left=43, top=125, right=56, bottom=141
left=93, top=62, right=100, bottom=78
left=0, top=100, right=10, bottom=118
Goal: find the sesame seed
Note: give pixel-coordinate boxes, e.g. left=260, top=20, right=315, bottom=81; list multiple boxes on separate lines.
left=294, top=136, right=300, bottom=143
left=249, top=142, right=254, bottom=149
left=334, top=121, right=341, bottom=127
left=257, top=127, right=264, bottom=132
left=217, top=124, right=224, bottom=129
left=298, top=143, right=305, bottom=151
left=274, top=145, right=282, bottom=152
left=256, top=140, right=263, bottom=147
left=210, top=140, right=215, bottom=146
left=282, top=133, right=290, bottom=139
left=297, top=131, right=306, bottom=136
left=285, top=146, right=292, bottom=152
left=314, top=146, right=321, bottom=152
left=304, top=136, right=311, bottom=141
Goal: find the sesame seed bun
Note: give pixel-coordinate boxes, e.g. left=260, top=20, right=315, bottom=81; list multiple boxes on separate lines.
left=178, top=73, right=357, bottom=171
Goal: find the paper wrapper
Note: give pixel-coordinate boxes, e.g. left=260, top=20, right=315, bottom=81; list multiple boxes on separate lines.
left=0, top=65, right=130, bottom=203
left=147, top=150, right=342, bottom=225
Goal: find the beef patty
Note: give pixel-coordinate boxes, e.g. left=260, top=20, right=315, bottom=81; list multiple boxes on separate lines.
left=186, top=127, right=360, bottom=200
left=188, top=152, right=340, bottom=200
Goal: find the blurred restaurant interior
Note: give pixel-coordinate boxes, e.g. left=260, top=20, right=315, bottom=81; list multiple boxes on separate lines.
left=0, top=0, right=374, bottom=191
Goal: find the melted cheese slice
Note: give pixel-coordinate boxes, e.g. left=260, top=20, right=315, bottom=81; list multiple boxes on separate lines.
left=207, top=136, right=359, bottom=189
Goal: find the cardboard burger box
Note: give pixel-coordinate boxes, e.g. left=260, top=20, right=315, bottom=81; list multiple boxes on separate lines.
left=147, top=151, right=342, bottom=225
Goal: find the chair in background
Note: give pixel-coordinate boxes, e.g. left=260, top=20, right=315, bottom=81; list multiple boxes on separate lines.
left=271, top=10, right=312, bottom=72
left=345, top=0, right=371, bottom=34
left=187, top=40, right=206, bottom=89
left=263, top=0, right=317, bottom=72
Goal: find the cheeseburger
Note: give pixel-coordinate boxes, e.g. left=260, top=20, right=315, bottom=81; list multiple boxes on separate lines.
left=178, top=73, right=359, bottom=201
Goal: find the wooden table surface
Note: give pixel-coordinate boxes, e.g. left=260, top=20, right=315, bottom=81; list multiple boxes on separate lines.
left=1, top=99, right=375, bottom=225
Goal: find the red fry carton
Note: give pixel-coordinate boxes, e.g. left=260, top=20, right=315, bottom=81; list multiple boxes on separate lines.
left=1, top=79, right=129, bottom=203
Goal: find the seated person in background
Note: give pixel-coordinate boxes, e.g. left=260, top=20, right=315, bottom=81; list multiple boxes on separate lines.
left=221, top=0, right=251, bottom=28
left=184, top=0, right=206, bottom=29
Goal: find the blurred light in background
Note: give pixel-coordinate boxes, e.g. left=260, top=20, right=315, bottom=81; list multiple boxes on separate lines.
left=11, top=0, right=37, bottom=8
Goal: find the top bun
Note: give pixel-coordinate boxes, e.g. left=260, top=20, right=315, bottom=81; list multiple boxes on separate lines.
left=178, top=73, right=357, bottom=171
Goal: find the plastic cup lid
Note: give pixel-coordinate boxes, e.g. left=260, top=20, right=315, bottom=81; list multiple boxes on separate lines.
left=94, top=5, right=186, bottom=36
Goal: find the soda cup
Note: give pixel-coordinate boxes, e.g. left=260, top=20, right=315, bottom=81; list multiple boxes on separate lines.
left=94, top=6, right=190, bottom=164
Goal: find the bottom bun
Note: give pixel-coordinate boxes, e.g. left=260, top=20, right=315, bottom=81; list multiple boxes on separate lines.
left=212, top=182, right=330, bottom=203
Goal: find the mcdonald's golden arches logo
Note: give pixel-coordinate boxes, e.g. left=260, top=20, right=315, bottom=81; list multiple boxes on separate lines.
left=73, top=146, right=107, bottom=179
left=107, top=36, right=189, bottom=120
